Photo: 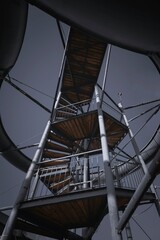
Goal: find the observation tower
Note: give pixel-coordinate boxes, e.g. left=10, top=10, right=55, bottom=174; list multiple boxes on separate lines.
left=0, top=1, right=160, bottom=240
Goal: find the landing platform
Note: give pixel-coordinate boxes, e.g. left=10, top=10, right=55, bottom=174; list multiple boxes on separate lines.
left=19, top=187, right=155, bottom=230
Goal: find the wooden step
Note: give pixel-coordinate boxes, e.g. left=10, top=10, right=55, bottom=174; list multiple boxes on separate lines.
left=48, top=131, right=73, bottom=148
left=57, top=103, right=78, bottom=114
left=41, top=170, right=71, bottom=183
left=40, top=165, right=69, bottom=175
left=50, top=176, right=72, bottom=192
left=42, top=150, right=69, bottom=159
left=41, top=159, right=70, bottom=167
left=45, top=141, right=72, bottom=154
left=56, top=110, right=77, bottom=118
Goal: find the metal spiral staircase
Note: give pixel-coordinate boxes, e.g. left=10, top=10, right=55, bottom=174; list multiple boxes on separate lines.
left=1, top=27, right=160, bottom=240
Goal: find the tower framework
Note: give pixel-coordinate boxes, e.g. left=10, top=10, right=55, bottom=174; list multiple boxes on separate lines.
left=1, top=26, right=160, bottom=240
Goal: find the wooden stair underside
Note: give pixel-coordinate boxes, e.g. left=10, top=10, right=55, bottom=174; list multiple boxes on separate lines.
left=19, top=188, right=156, bottom=230
left=42, top=110, right=128, bottom=161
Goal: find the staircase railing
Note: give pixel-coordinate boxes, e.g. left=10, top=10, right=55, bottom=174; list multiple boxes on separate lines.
left=26, top=153, right=146, bottom=200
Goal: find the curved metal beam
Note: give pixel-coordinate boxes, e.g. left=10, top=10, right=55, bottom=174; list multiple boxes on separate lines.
left=0, top=0, right=28, bottom=78
left=27, top=0, right=160, bottom=54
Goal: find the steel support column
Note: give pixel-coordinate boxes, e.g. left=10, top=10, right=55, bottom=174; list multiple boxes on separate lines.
left=82, top=139, right=90, bottom=238
left=95, top=85, right=122, bottom=240
left=100, top=44, right=112, bottom=106
left=1, top=120, right=51, bottom=240
left=83, top=139, right=90, bottom=189
left=118, top=102, right=149, bottom=173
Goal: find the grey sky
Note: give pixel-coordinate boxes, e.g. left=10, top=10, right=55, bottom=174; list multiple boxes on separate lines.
left=0, top=4, right=160, bottom=240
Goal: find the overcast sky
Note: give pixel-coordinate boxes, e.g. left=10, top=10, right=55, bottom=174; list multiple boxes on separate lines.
left=0, top=4, right=160, bottom=240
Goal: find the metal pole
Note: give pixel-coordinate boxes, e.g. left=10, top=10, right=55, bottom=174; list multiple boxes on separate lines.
left=56, top=20, right=66, bottom=48
left=82, top=139, right=90, bottom=238
left=1, top=120, right=51, bottom=240
left=83, top=139, right=90, bottom=189
left=118, top=102, right=148, bottom=172
left=118, top=102, right=160, bottom=213
left=29, top=168, right=40, bottom=199
left=114, top=165, right=121, bottom=188
left=117, top=148, right=160, bottom=232
left=52, top=91, right=62, bottom=122
left=83, top=156, right=89, bottom=189
left=100, top=44, right=112, bottom=107
left=50, top=27, right=70, bottom=121
left=95, top=85, right=122, bottom=240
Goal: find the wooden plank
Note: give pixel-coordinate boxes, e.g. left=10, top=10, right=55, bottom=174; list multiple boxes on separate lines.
left=45, top=141, right=72, bottom=153
left=50, top=176, right=72, bottom=191
left=48, top=131, right=73, bottom=148
left=42, top=150, right=69, bottom=159
left=41, top=159, right=70, bottom=167
left=52, top=110, right=128, bottom=149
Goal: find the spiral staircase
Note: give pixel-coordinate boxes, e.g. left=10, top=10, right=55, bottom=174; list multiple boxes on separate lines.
left=1, top=2, right=160, bottom=238
left=5, top=28, right=155, bottom=240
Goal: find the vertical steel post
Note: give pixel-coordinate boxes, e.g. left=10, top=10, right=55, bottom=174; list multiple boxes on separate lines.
left=83, top=139, right=90, bottom=189
left=1, top=120, right=51, bottom=240
left=82, top=139, right=90, bottom=238
left=50, top=26, right=70, bottom=121
left=95, top=85, right=122, bottom=240
left=114, top=165, right=121, bottom=188
left=83, top=156, right=89, bottom=189
left=118, top=102, right=148, bottom=173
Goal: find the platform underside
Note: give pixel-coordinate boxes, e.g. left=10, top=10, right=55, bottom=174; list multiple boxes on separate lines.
left=17, top=187, right=155, bottom=238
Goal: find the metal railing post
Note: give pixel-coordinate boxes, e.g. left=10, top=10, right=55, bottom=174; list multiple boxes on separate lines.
left=83, top=139, right=90, bottom=189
